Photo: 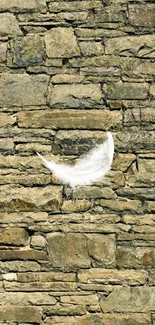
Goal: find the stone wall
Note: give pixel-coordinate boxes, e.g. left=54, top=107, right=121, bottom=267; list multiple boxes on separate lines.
left=0, top=0, right=155, bottom=324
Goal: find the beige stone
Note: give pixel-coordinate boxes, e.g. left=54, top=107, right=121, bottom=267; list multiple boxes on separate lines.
left=48, top=1, right=102, bottom=13
left=31, top=235, right=46, bottom=249
left=48, top=84, right=102, bottom=108
left=0, top=228, right=29, bottom=246
left=51, top=74, right=84, bottom=84
left=0, top=249, right=48, bottom=261
left=106, top=81, right=148, bottom=99
left=86, top=234, right=116, bottom=267
left=128, top=159, right=155, bottom=187
left=99, top=199, right=142, bottom=213
left=129, top=4, right=155, bottom=27
left=0, top=306, right=42, bottom=322
left=0, top=113, right=16, bottom=127
left=123, top=214, right=155, bottom=225
left=113, top=153, right=136, bottom=171
left=62, top=200, right=91, bottom=213
left=116, top=246, right=155, bottom=268
left=0, top=212, right=48, bottom=224
left=0, top=73, right=50, bottom=107
left=0, top=185, right=62, bottom=212
left=60, top=294, right=98, bottom=305
left=78, top=268, right=147, bottom=285
left=44, top=303, right=86, bottom=316
left=100, top=286, right=155, bottom=312
left=150, top=84, right=155, bottom=96
left=117, top=187, right=155, bottom=200
left=17, top=109, right=122, bottom=129
left=47, top=233, right=90, bottom=268
left=17, top=271, right=76, bottom=282
left=0, top=13, right=21, bottom=36
left=4, top=281, right=77, bottom=292
left=0, top=138, right=14, bottom=150
left=0, top=261, right=41, bottom=272
left=45, top=27, right=80, bottom=58
left=0, top=292, right=56, bottom=306
left=79, top=41, right=104, bottom=56
left=0, top=0, right=46, bottom=12
left=105, top=34, right=155, bottom=58
left=73, top=186, right=116, bottom=199
left=0, top=42, right=7, bottom=62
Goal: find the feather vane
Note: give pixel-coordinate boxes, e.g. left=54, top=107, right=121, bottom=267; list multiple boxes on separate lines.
left=37, top=132, right=114, bottom=188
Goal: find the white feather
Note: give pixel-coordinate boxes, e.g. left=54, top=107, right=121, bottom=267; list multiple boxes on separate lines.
left=37, top=132, right=114, bottom=188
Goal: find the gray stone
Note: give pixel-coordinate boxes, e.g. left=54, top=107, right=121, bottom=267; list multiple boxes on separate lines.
left=129, top=4, right=155, bottom=27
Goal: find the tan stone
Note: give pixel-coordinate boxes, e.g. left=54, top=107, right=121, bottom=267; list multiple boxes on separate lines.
left=0, top=306, right=42, bottom=322
left=0, top=292, right=56, bottom=306
left=0, top=113, right=16, bottom=127
left=51, top=74, right=84, bottom=84
left=44, top=303, right=86, bottom=316
left=0, top=261, right=41, bottom=272
left=47, top=233, right=90, bottom=268
left=150, top=84, right=155, bottom=96
left=141, top=108, right=155, bottom=123
left=0, top=185, right=62, bottom=212
left=86, top=234, right=116, bottom=267
left=105, top=34, right=155, bottom=58
left=17, top=109, right=122, bottom=129
left=106, top=81, right=148, bottom=99
left=31, top=235, right=46, bottom=249
left=45, top=27, right=80, bottom=58
left=123, top=214, right=155, bottom=225
left=62, top=200, right=91, bottom=213
left=0, top=212, right=48, bottom=224
left=113, top=153, right=136, bottom=171
left=0, top=249, right=48, bottom=261
left=60, top=295, right=98, bottom=305
left=0, top=42, right=7, bottom=62
left=0, top=73, right=49, bottom=107
left=100, top=286, right=155, bottom=312
left=116, top=246, right=155, bottom=268
left=0, top=228, right=29, bottom=246
left=48, top=1, right=102, bottom=13
left=4, top=281, right=77, bottom=292
left=0, top=138, right=14, bottom=150
left=116, top=187, right=155, bottom=200
left=0, top=0, right=46, bottom=12
left=17, top=271, right=76, bottom=282
left=78, top=268, right=147, bottom=285
left=48, top=84, right=102, bottom=108
left=115, top=130, right=155, bottom=152
left=99, top=199, right=142, bottom=213
left=79, top=41, right=104, bottom=56
left=128, top=159, right=155, bottom=187
left=0, top=13, right=21, bottom=36
left=73, top=186, right=116, bottom=199
left=129, top=4, right=155, bottom=27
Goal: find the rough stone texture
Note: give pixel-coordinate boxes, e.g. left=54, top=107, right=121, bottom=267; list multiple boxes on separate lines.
left=0, top=73, right=50, bottom=107
left=0, top=1, right=155, bottom=324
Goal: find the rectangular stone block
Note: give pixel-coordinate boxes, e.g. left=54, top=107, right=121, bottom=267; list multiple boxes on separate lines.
left=17, top=109, right=122, bottom=129
left=0, top=0, right=46, bottom=12
left=48, top=1, right=102, bottom=13
left=106, top=81, right=148, bottom=99
left=0, top=228, right=29, bottom=246
left=0, top=292, right=56, bottom=306
left=105, top=34, right=155, bottom=58
left=129, top=4, right=155, bottom=27
left=99, top=199, right=142, bottom=213
left=0, top=249, right=48, bottom=261
left=0, top=306, right=42, bottom=322
left=0, top=73, right=50, bottom=107
left=100, top=286, right=155, bottom=312
left=0, top=185, right=62, bottom=212
left=0, top=13, right=21, bottom=36
left=0, top=42, right=7, bottom=62
left=0, top=261, right=41, bottom=273
left=116, top=246, right=155, bottom=268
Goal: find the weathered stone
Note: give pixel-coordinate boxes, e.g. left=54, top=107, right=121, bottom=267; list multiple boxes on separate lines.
left=44, top=303, right=86, bottom=316
left=0, top=13, right=22, bottom=36
left=116, top=246, right=155, bottom=268
left=0, top=138, right=14, bottom=150
left=0, top=113, right=16, bottom=127
left=150, top=84, right=155, bottom=97
left=49, top=83, right=102, bottom=108
left=47, top=233, right=90, bottom=269
left=75, top=27, right=125, bottom=39
left=115, top=130, right=155, bottom=152
left=0, top=212, right=48, bottom=224
left=73, top=186, right=116, bottom=199
left=62, top=200, right=91, bottom=213
left=105, top=35, right=155, bottom=58
left=79, top=41, right=104, bottom=56
left=0, top=185, right=62, bottom=212
left=86, top=234, right=116, bottom=267
left=4, top=281, right=77, bottom=292
left=129, top=4, right=155, bottom=27
left=128, top=159, right=155, bottom=187
left=0, top=306, right=42, bottom=322
left=8, top=34, right=45, bottom=67
left=145, top=201, right=155, bottom=213
left=0, top=42, right=7, bottom=62
left=51, top=74, right=84, bottom=84
left=113, top=153, right=136, bottom=171
left=116, top=187, right=155, bottom=200
left=0, top=291, right=56, bottom=306
left=31, top=235, right=46, bottom=249
left=100, top=286, right=155, bottom=312
left=78, top=268, right=147, bottom=285
left=0, top=73, right=50, bottom=106
left=60, top=294, right=98, bottom=306
left=45, top=27, right=80, bottom=58
left=86, top=7, right=126, bottom=25
left=48, top=1, right=103, bottom=13
left=0, top=261, right=41, bottom=273
left=99, top=199, right=142, bottom=213
left=0, top=249, right=48, bottom=261
left=46, top=313, right=150, bottom=325
left=17, top=109, right=122, bottom=129
left=17, top=271, right=76, bottom=282
left=123, top=214, right=155, bottom=225
left=0, top=228, right=29, bottom=246
left=106, top=81, right=148, bottom=99
left=0, top=0, right=46, bottom=12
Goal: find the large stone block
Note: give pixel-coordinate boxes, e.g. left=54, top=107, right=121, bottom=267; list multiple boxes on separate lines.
left=100, top=286, right=155, bottom=312
left=17, top=109, right=122, bottom=129
left=0, top=73, right=50, bottom=107
left=0, top=13, right=21, bottom=36
left=106, top=81, right=148, bottom=99
left=45, top=27, right=80, bottom=58
left=0, top=228, right=29, bottom=246
left=8, top=34, right=45, bottom=67
left=116, top=246, right=155, bottom=268
left=48, top=84, right=102, bottom=108
left=0, top=306, right=42, bottom=322
left=86, top=234, right=116, bottom=267
left=0, top=113, right=16, bottom=127
left=105, top=35, right=155, bottom=58
left=48, top=1, right=103, bottom=13
left=0, top=185, right=62, bottom=212
left=0, top=0, right=46, bottom=12
left=47, top=233, right=90, bottom=269
left=99, top=199, right=142, bottom=214
left=129, top=4, right=155, bottom=27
